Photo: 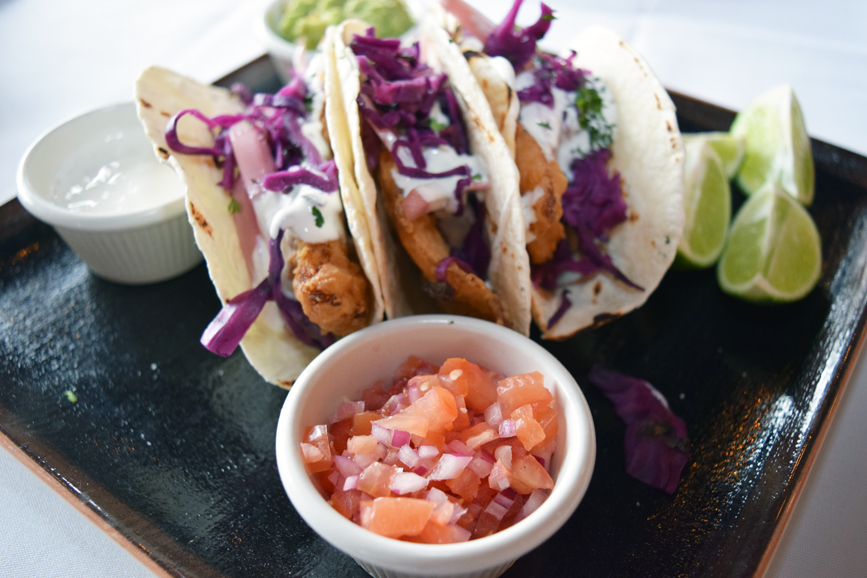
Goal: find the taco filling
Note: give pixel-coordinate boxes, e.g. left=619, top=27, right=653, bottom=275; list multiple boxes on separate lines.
left=348, top=27, right=510, bottom=325
left=162, top=56, right=372, bottom=354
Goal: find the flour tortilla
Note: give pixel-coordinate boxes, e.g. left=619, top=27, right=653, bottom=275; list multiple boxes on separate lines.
left=135, top=65, right=384, bottom=387
left=531, top=26, right=684, bottom=339
left=429, top=8, right=685, bottom=339
left=331, top=19, right=532, bottom=335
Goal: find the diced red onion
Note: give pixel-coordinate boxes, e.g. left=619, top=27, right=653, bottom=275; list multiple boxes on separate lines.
left=390, top=471, right=429, bottom=495
left=333, top=455, right=362, bottom=478
left=498, top=419, right=517, bottom=438
left=494, top=445, right=512, bottom=470
left=428, top=454, right=473, bottom=480
left=327, top=469, right=340, bottom=487
left=418, top=445, right=440, bottom=459
left=425, top=487, right=448, bottom=507
left=391, top=429, right=412, bottom=448
left=398, top=444, right=420, bottom=469
left=484, top=402, right=504, bottom=427
left=484, top=498, right=509, bottom=521
left=446, top=439, right=474, bottom=456
left=468, top=454, right=494, bottom=478
left=492, top=491, right=515, bottom=512
left=371, top=423, right=391, bottom=446
left=343, top=475, right=359, bottom=491
left=519, top=489, right=549, bottom=520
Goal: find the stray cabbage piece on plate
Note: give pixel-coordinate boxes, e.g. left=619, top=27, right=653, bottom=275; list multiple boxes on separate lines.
left=587, top=364, right=689, bottom=494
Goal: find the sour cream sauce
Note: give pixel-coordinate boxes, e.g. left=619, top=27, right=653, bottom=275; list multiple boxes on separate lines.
left=381, top=103, right=488, bottom=216
left=515, top=71, right=617, bottom=181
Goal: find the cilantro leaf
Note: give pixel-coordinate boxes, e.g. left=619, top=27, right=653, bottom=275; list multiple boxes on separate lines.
left=310, top=206, right=324, bottom=228
left=228, top=198, right=241, bottom=215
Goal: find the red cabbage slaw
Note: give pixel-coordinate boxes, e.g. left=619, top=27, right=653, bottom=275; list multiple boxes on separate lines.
left=350, top=28, right=492, bottom=285
left=164, top=74, right=338, bottom=352
left=481, top=0, right=642, bottom=327
left=587, top=365, right=690, bottom=494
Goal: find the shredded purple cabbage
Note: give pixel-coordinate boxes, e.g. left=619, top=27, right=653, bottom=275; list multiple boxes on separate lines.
left=449, top=196, right=490, bottom=275
left=200, top=230, right=334, bottom=355
left=517, top=52, right=586, bottom=107
left=350, top=28, right=474, bottom=199
left=483, top=0, right=555, bottom=71
left=532, top=150, right=643, bottom=291
left=587, top=364, right=689, bottom=494
left=164, top=70, right=341, bottom=352
left=547, top=288, right=571, bottom=328
left=263, top=160, right=339, bottom=193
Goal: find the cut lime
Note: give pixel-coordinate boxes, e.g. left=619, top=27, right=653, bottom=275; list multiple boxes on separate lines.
left=682, top=132, right=745, bottom=179
left=730, top=84, right=814, bottom=206
left=675, top=138, right=732, bottom=269
left=717, top=182, right=821, bottom=302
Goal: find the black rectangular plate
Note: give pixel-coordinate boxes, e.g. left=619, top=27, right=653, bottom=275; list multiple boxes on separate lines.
left=2, top=56, right=867, bottom=578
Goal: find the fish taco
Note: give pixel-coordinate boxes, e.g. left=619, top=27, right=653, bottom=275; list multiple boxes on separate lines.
left=328, top=18, right=532, bottom=335
left=433, top=0, right=685, bottom=339
left=135, top=53, right=384, bottom=388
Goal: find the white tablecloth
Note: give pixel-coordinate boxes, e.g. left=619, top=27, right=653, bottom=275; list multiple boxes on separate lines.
left=1, top=1, right=865, bottom=576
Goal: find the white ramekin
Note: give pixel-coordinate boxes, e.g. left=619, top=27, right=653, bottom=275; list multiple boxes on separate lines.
left=17, top=102, right=202, bottom=285
left=276, top=315, right=596, bottom=578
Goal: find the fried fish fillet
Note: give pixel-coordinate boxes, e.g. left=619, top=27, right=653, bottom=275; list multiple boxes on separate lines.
left=290, top=239, right=371, bottom=337
left=515, top=124, right=568, bottom=264
left=375, top=150, right=510, bottom=326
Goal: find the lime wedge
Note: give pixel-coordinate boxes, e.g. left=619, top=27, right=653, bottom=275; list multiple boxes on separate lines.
left=717, top=182, right=821, bottom=302
left=730, top=84, right=815, bottom=206
left=675, top=138, right=732, bottom=268
left=683, top=132, right=745, bottom=179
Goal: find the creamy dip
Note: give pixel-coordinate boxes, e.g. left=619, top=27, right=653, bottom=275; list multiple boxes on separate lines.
left=51, top=131, right=184, bottom=214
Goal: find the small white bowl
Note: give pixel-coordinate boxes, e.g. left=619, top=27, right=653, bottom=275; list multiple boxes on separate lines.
left=276, top=315, right=596, bottom=578
left=17, top=102, right=202, bottom=285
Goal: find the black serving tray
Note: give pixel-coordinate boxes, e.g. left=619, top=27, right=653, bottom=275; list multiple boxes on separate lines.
left=3, top=55, right=867, bottom=578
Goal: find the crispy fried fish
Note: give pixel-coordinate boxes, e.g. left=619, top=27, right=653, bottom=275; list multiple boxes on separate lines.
left=375, top=150, right=510, bottom=327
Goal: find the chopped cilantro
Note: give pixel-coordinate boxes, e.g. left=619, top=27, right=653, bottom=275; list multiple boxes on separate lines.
left=537, top=121, right=552, bottom=129
left=429, top=118, right=448, bottom=132
left=63, top=390, right=78, bottom=404
left=472, top=174, right=483, bottom=181
left=303, top=94, right=314, bottom=112
left=541, top=13, right=556, bottom=22
left=228, top=198, right=241, bottom=215
left=574, top=82, right=615, bottom=152
left=310, top=206, right=324, bottom=228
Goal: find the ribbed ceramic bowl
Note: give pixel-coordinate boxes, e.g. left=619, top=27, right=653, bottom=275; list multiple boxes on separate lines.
left=276, top=315, right=596, bottom=578
left=17, top=102, right=201, bottom=285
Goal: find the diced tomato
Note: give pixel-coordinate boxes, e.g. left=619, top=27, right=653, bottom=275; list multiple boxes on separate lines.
left=346, top=434, right=380, bottom=456
left=497, top=372, right=553, bottom=416
left=394, top=356, right=440, bottom=382
left=439, top=358, right=497, bottom=413
left=331, top=488, right=364, bottom=520
left=404, top=386, right=458, bottom=433
left=531, top=402, right=559, bottom=446
left=460, top=422, right=498, bottom=450
left=330, top=419, right=354, bottom=455
left=512, top=404, right=546, bottom=451
left=445, top=468, right=481, bottom=502
left=452, top=395, right=471, bottom=431
left=359, top=497, right=435, bottom=538
left=419, top=519, right=471, bottom=544
left=357, top=462, right=398, bottom=498
left=471, top=509, right=501, bottom=540
left=301, top=425, right=332, bottom=473
left=351, top=411, right=380, bottom=436
left=509, top=455, right=555, bottom=494
left=374, top=412, right=429, bottom=438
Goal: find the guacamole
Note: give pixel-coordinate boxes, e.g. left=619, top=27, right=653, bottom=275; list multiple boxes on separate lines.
left=276, top=0, right=414, bottom=50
